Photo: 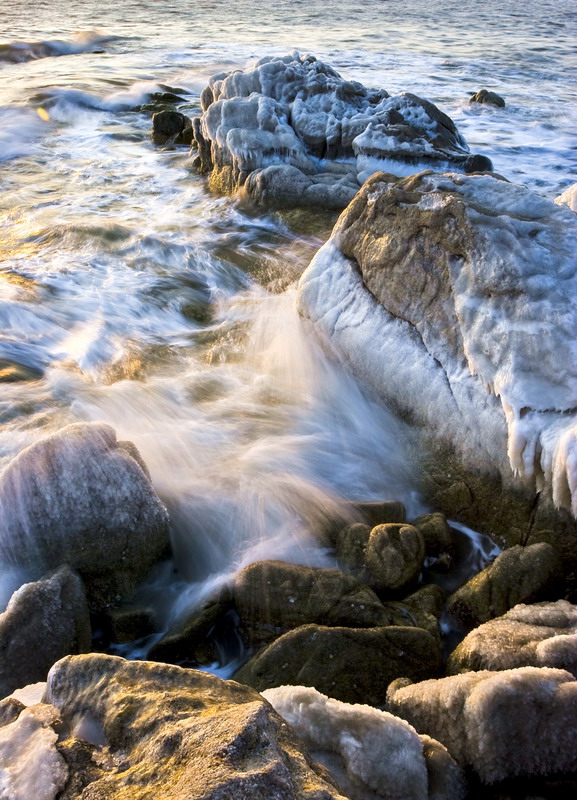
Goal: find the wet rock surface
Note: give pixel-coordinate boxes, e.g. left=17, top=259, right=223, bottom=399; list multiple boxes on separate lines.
left=44, top=654, right=345, bottom=800
left=234, top=623, right=442, bottom=705
left=0, top=565, right=91, bottom=698
left=446, top=543, right=565, bottom=629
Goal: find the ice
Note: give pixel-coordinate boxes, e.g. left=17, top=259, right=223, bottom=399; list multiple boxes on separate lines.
left=298, top=172, right=577, bottom=514
left=0, top=705, right=67, bottom=800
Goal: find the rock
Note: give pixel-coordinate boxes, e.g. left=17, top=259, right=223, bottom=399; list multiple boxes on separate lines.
left=148, top=587, right=236, bottom=666
left=404, top=584, right=447, bottom=619
left=151, top=109, right=193, bottom=146
left=297, top=170, right=577, bottom=551
left=446, top=543, right=564, bottom=630
left=0, top=696, right=25, bottom=727
left=234, top=624, right=442, bottom=705
left=105, top=603, right=156, bottom=645
left=191, top=52, right=490, bottom=209
left=447, top=600, right=577, bottom=675
left=365, top=523, right=425, bottom=594
left=469, top=89, right=506, bottom=107
left=0, top=565, right=91, bottom=699
left=0, top=422, right=170, bottom=609
left=0, top=703, right=68, bottom=800
left=0, top=357, right=43, bottom=382
left=411, top=512, right=454, bottom=558
left=44, top=653, right=344, bottom=799
left=263, top=684, right=465, bottom=800
left=233, top=560, right=396, bottom=649
left=386, top=667, right=577, bottom=783
left=350, top=500, right=407, bottom=527
left=335, top=522, right=371, bottom=573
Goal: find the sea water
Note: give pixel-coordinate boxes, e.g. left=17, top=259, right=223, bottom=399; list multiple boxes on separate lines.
left=0, top=0, right=575, bottom=623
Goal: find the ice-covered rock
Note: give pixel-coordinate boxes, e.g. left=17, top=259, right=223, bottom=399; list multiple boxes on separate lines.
left=0, top=703, right=67, bottom=800
left=297, top=170, right=577, bottom=550
left=386, top=667, right=577, bottom=783
left=555, top=182, right=577, bottom=212
left=0, top=565, right=90, bottom=699
left=0, top=423, right=170, bottom=609
left=447, top=600, right=577, bottom=674
left=263, top=685, right=465, bottom=800
left=191, top=53, right=491, bottom=209
left=43, top=653, right=345, bottom=799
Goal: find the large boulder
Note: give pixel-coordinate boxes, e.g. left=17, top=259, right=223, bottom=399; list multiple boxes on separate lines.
left=233, top=560, right=400, bottom=648
left=43, top=654, right=345, bottom=799
left=446, top=543, right=564, bottom=629
left=447, top=600, right=577, bottom=675
left=263, top=685, right=465, bottom=800
left=0, top=422, right=170, bottom=609
left=234, top=624, right=442, bottom=705
left=191, top=53, right=491, bottom=209
left=0, top=565, right=91, bottom=699
left=386, top=667, right=577, bottom=784
left=297, top=171, right=577, bottom=555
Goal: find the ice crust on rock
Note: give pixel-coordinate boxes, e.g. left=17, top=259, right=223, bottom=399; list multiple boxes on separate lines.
left=386, top=666, right=577, bottom=783
left=0, top=422, right=170, bottom=608
left=263, top=685, right=465, bottom=800
left=297, top=171, right=577, bottom=517
left=447, top=600, right=577, bottom=674
left=0, top=704, right=67, bottom=800
left=555, top=182, right=577, bottom=212
left=192, top=53, right=488, bottom=208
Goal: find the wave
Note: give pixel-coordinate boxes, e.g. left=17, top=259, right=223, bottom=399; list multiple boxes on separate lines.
left=0, top=105, right=48, bottom=161
left=0, top=32, right=118, bottom=64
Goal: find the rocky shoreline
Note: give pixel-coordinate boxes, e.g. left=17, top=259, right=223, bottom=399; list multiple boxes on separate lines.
left=1, top=52, right=577, bottom=800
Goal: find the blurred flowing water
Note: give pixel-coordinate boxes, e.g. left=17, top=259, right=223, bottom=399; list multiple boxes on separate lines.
left=0, top=0, right=575, bottom=622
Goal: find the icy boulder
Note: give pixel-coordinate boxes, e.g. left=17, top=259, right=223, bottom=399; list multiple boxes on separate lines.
left=386, top=667, right=577, bottom=783
left=0, top=423, right=170, bottom=609
left=191, top=52, right=491, bottom=209
left=297, top=170, right=577, bottom=550
left=263, top=685, right=465, bottom=800
left=447, top=600, right=577, bottom=675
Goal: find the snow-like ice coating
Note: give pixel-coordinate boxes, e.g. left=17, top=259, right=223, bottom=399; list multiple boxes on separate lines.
left=555, top=182, right=577, bottom=213
left=263, top=685, right=464, bottom=800
left=386, top=667, right=577, bottom=783
left=298, top=171, right=577, bottom=517
left=192, top=53, right=490, bottom=208
left=0, top=704, right=67, bottom=800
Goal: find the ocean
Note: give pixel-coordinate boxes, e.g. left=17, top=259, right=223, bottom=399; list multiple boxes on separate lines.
left=0, top=0, right=575, bottom=625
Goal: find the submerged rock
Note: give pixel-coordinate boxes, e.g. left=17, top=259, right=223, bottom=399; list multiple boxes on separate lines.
left=0, top=565, right=90, bottom=699
left=469, top=89, right=505, bottom=107
left=0, top=422, right=170, bottom=609
left=263, top=685, right=465, bottom=800
left=190, top=52, right=491, bottom=209
left=234, top=624, right=442, bottom=705
left=151, top=109, right=193, bottom=146
left=297, top=170, right=577, bottom=552
left=447, top=600, right=577, bottom=674
left=446, top=543, right=564, bottom=629
left=44, top=654, right=345, bottom=799
left=386, top=667, right=577, bottom=784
